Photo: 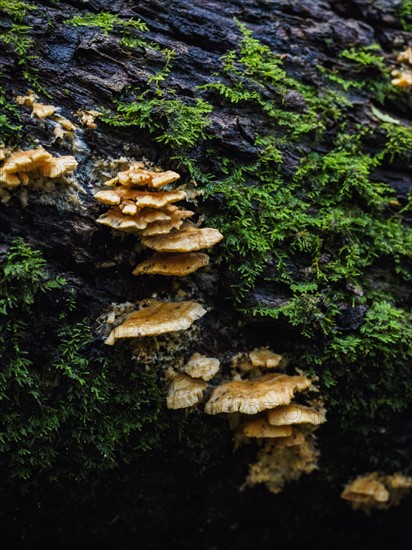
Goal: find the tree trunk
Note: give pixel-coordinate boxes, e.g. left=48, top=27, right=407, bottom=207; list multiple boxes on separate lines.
left=1, top=0, right=412, bottom=547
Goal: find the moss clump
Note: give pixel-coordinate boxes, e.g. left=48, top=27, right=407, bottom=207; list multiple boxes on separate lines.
left=399, top=0, right=412, bottom=30
left=65, top=11, right=156, bottom=50
left=171, top=23, right=412, bottom=445
left=0, top=239, right=228, bottom=485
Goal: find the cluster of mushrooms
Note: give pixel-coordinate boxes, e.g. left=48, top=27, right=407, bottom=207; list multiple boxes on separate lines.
left=94, top=163, right=223, bottom=345
left=341, top=472, right=412, bottom=513
left=0, top=147, right=77, bottom=188
left=168, top=347, right=326, bottom=494
left=391, top=45, right=412, bottom=89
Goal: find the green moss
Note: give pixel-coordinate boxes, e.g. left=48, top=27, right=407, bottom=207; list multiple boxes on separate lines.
left=0, top=0, right=35, bottom=21
left=399, top=0, right=412, bottom=30
left=0, top=84, right=21, bottom=142
left=186, top=24, right=412, bottom=442
left=0, top=239, right=228, bottom=484
left=65, top=11, right=154, bottom=50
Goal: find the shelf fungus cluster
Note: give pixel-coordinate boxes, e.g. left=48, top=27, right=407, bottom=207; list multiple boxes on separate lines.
left=206, top=365, right=326, bottom=495
left=166, top=354, right=221, bottom=409
left=0, top=147, right=78, bottom=188
left=164, top=345, right=326, bottom=494
left=95, top=163, right=223, bottom=345
left=341, top=472, right=412, bottom=513
left=391, top=46, right=412, bottom=89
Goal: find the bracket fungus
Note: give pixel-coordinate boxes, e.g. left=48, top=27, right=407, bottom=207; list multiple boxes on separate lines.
left=267, top=403, right=326, bottom=426
left=104, top=163, right=180, bottom=189
left=249, top=348, right=283, bottom=369
left=16, top=90, right=57, bottom=119
left=341, top=472, right=412, bottom=513
left=132, top=252, right=210, bottom=277
left=392, top=47, right=412, bottom=89
left=141, top=226, right=223, bottom=253
left=0, top=148, right=78, bottom=188
left=205, top=373, right=311, bottom=415
left=105, top=301, right=206, bottom=345
left=95, top=163, right=222, bottom=279
left=184, top=353, right=220, bottom=381
left=243, top=418, right=292, bottom=439
left=166, top=372, right=208, bottom=409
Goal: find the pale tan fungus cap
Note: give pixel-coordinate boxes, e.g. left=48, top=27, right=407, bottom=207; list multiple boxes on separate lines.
left=204, top=373, right=312, bottom=415
left=141, top=226, right=223, bottom=253
left=397, top=46, right=412, bottom=64
left=243, top=417, right=292, bottom=438
left=267, top=403, right=326, bottom=426
left=94, top=188, right=187, bottom=209
left=132, top=252, right=209, bottom=277
left=391, top=69, right=412, bottom=88
left=184, top=353, right=220, bottom=381
left=105, top=164, right=180, bottom=189
left=105, top=300, right=207, bottom=345
left=341, top=473, right=390, bottom=504
left=166, top=373, right=208, bottom=409
left=2, top=148, right=52, bottom=173
left=138, top=209, right=194, bottom=237
left=249, top=348, right=282, bottom=368
left=97, top=207, right=171, bottom=232
left=39, top=156, right=78, bottom=178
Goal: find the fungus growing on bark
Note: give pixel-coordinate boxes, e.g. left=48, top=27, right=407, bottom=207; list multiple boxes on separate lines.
left=204, top=373, right=311, bottom=415
left=397, top=46, right=412, bottom=64
left=341, top=472, right=412, bottom=513
left=249, top=348, right=283, bottom=369
left=184, top=353, right=220, bottom=381
left=138, top=209, right=194, bottom=237
left=16, top=90, right=56, bottom=119
left=132, top=252, right=210, bottom=277
left=141, top=225, right=223, bottom=253
left=0, top=148, right=78, bottom=188
left=76, top=109, right=101, bottom=129
left=105, top=163, right=180, bottom=189
left=105, top=300, right=207, bottom=345
left=166, top=372, right=208, bottom=409
left=267, top=403, right=326, bottom=426
left=243, top=417, right=292, bottom=439
left=341, top=473, right=390, bottom=512
left=391, top=69, right=412, bottom=88
left=94, top=188, right=187, bottom=209
left=246, top=436, right=319, bottom=494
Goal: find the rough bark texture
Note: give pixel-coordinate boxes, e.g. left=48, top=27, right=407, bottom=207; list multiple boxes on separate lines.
left=1, top=0, right=412, bottom=548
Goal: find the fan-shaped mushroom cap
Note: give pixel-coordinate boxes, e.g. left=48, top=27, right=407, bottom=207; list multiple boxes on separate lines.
left=267, top=403, right=326, bottom=426
left=341, top=473, right=389, bottom=506
left=138, top=209, right=194, bottom=237
left=105, top=164, right=180, bottom=189
left=94, top=188, right=187, bottom=209
left=141, top=226, right=223, bottom=253
left=97, top=207, right=171, bottom=232
left=133, top=252, right=210, bottom=277
left=16, top=91, right=56, bottom=119
left=105, top=301, right=206, bottom=345
left=166, top=373, right=208, bottom=409
left=0, top=148, right=77, bottom=187
left=39, top=156, right=78, bottom=178
left=397, top=46, right=412, bottom=64
left=249, top=348, right=282, bottom=368
left=2, top=148, right=52, bottom=174
left=205, top=373, right=312, bottom=415
left=184, top=353, right=220, bottom=381
left=243, top=417, right=292, bottom=438
left=391, top=69, right=412, bottom=88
